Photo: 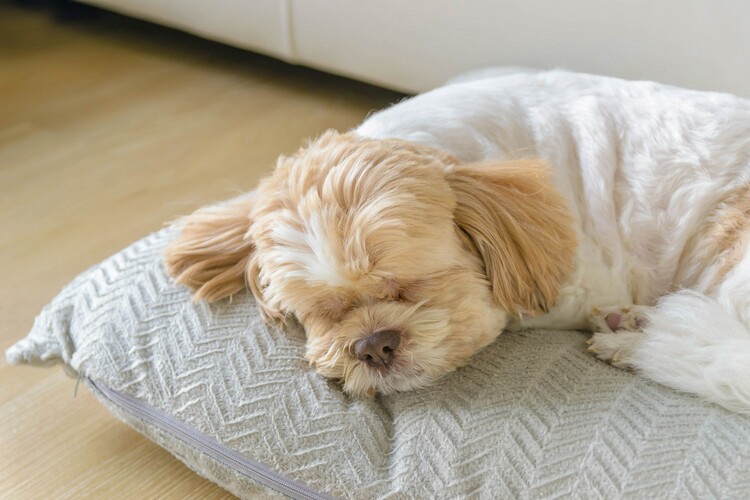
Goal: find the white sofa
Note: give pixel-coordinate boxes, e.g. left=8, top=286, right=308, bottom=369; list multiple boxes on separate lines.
left=81, top=0, right=750, bottom=96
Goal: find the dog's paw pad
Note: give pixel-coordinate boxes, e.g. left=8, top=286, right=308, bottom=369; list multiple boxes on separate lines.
left=587, top=331, right=642, bottom=370
left=589, top=305, right=650, bottom=332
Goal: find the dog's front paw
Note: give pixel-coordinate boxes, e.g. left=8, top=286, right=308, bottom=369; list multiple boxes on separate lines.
left=589, top=305, right=650, bottom=332
left=586, top=331, right=643, bottom=370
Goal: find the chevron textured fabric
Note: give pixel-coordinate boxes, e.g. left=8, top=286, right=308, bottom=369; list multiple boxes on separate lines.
left=7, top=227, right=750, bottom=498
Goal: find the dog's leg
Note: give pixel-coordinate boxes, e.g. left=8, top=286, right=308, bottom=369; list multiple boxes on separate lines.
left=588, top=291, right=750, bottom=413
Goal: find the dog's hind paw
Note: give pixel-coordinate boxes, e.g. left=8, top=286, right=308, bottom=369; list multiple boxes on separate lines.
left=587, top=330, right=643, bottom=370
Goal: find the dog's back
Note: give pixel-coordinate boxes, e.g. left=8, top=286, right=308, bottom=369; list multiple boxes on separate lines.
left=358, top=70, right=750, bottom=412
left=358, top=70, right=750, bottom=322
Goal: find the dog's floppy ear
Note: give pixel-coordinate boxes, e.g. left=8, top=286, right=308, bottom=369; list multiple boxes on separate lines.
left=165, top=195, right=256, bottom=303
left=446, top=159, right=577, bottom=316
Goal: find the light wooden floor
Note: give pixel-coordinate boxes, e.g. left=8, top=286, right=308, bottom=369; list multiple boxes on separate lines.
left=0, top=3, right=401, bottom=497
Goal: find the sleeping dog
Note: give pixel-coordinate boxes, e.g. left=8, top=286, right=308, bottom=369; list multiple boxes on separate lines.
left=166, top=69, right=750, bottom=413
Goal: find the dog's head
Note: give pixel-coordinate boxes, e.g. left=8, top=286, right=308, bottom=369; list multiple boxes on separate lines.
left=166, top=131, right=576, bottom=396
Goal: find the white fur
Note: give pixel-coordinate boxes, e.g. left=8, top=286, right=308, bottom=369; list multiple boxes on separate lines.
left=356, top=69, right=750, bottom=413
left=271, top=214, right=352, bottom=287
left=635, top=291, right=750, bottom=413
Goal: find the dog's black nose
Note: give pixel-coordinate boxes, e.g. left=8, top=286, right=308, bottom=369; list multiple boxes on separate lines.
left=354, top=329, right=401, bottom=367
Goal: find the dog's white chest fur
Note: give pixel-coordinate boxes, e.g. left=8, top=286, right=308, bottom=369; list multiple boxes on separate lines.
left=357, top=70, right=750, bottom=330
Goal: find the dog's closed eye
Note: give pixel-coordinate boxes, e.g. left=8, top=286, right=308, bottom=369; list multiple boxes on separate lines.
left=312, top=293, right=357, bottom=322
left=373, top=276, right=402, bottom=301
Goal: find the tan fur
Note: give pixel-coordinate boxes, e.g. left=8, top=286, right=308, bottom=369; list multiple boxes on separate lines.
left=446, top=160, right=578, bottom=315
left=246, top=131, right=458, bottom=316
left=165, top=131, right=578, bottom=396
left=679, top=184, right=750, bottom=290
left=708, top=186, right=750, bottom=287
left=165, top=196, right=255, bottom=302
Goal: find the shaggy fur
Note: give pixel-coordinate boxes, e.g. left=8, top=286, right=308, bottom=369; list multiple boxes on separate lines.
left=167, top=69, right=750, bottom=413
